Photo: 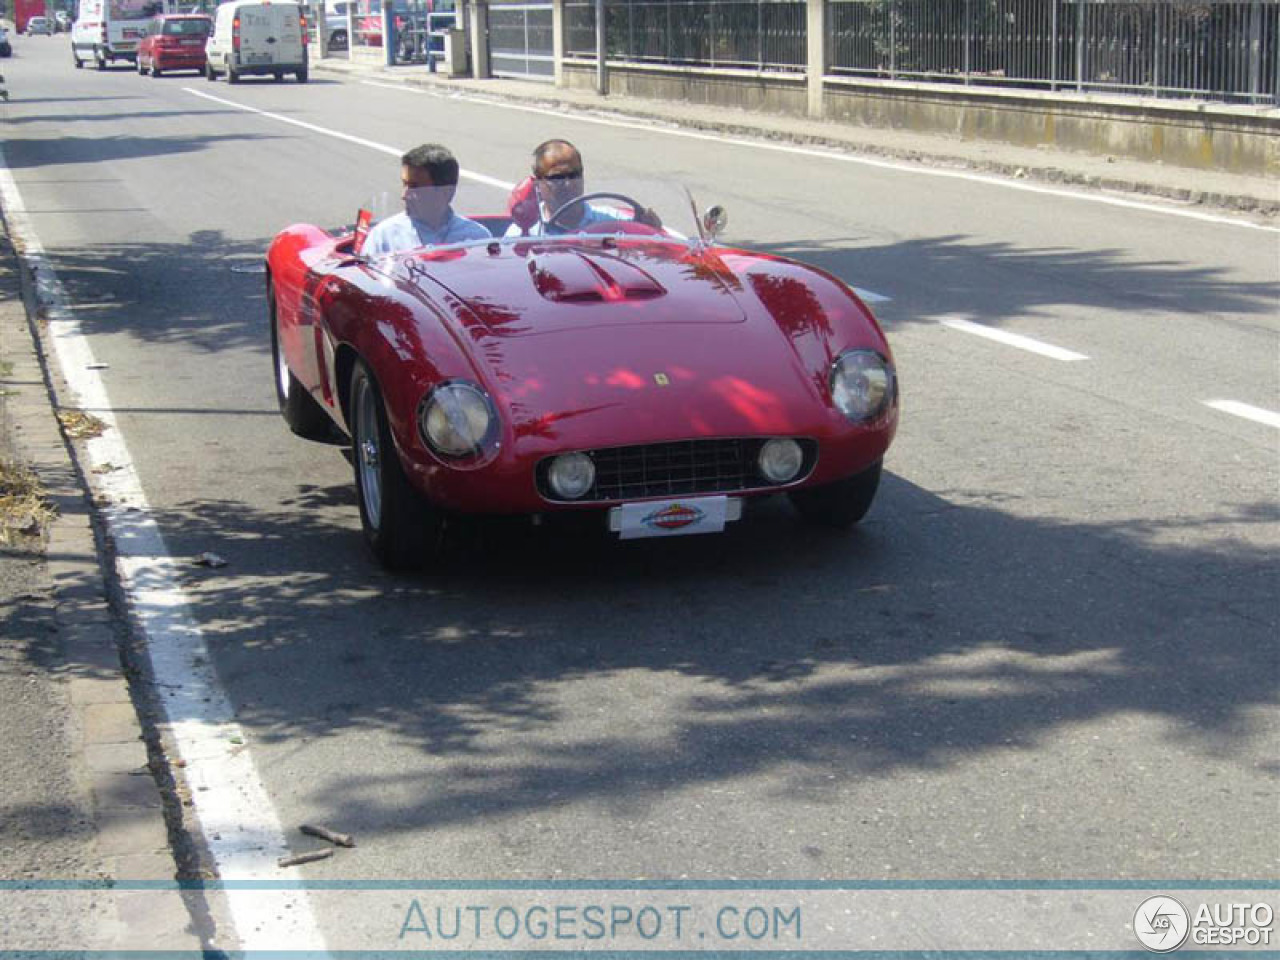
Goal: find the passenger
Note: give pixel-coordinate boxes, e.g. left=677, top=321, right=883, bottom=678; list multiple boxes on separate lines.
left=363, top=143, right=489, bottom=256
left=506, top=139, right=660, bottom=237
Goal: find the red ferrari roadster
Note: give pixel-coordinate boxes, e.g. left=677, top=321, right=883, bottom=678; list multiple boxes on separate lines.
left=266, top=182, right=899, bottom=569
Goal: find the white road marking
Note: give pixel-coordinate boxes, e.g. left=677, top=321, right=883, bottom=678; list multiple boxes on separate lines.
left=184, top=88, right=514, bottom=191
left=1203, top=399, right=1280, bottom=429
left=938, top=315, right=1089, bottom=362
left=0, top=148, right=329, bottom=954
left=356, top=81, right=1280, bottom=234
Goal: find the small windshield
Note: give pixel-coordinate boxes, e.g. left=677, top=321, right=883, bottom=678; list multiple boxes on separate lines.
left=110, top=0, right=155, bottom=20
left=162, top=17, right=210, bottom=34
left=356, top=178, right=704, bottom=258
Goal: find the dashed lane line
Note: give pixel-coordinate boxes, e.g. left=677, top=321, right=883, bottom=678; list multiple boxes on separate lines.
left=1203, top=400, right=1280, bottom=430
left=938, top=316, right=1089, bottom=362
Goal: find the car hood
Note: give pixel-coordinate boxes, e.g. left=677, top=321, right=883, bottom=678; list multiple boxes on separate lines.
left=394, top=240, right=837, bottom=446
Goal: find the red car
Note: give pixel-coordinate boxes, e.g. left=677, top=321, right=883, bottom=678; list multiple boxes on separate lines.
left=136, top=14, right=211, bottom=77
left=266, top=184, right=899, bottom=568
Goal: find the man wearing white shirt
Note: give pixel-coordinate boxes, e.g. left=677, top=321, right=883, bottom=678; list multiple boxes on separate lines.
left=505, top=139, right=660, bottom=238
left=363, top=144, right=490, bottom=257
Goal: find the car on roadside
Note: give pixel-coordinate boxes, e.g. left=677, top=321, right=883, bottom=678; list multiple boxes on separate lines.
left=25, top=15, right=52, bottom=35
left=0, top=26, right=12, bottom=55
left=136, top=13, right=210, bottom=76
left=265, top=181, right=899, bottom=569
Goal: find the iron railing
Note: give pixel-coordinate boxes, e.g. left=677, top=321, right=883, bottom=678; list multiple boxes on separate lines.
left=565, top=0, right=807, bottom=71
left=565, top=0, right=1278, bottom=103
left=828, top=0, right=1278, bottom=103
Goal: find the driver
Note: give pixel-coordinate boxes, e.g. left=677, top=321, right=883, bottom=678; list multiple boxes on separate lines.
left=505, top=139, right=659, bottom=237
left=363, top=143, right=490, bottom=256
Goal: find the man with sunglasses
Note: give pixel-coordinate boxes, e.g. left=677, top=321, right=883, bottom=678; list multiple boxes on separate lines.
left=506, top=139, right=659, bottom=237
left=363, top=143, right=490, bottom=257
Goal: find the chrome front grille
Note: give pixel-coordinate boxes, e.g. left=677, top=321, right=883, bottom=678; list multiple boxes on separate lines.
left=537, top=438, right=818, bottom=504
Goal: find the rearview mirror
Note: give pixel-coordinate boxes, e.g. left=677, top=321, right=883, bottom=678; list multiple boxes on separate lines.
left=701, top=205, right=728, bottom=241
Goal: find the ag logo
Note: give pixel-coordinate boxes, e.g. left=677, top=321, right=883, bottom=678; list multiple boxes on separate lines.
left=1134, top=896, right=1190, bottom=953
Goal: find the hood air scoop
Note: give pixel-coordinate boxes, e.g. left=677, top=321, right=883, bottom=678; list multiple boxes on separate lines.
left=528, top=249, right=666, bottom=304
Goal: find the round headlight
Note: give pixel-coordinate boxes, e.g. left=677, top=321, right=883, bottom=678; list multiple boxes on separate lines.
left=831, top=350, right=895, bottom=423
left=419, top=382, right=497, bottom=458
left=547, top=452, right=596, bottom=500
left=758, top=438, right=804, bottom=484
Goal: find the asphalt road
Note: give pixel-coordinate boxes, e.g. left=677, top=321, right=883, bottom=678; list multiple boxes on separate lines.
left=2, top=36, right=1277, bottom=940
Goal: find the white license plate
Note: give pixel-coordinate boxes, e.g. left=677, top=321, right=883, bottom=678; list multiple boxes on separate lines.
left=609, top=496, right=741, bottom=540
left=245, top=52, right=271, bottom=63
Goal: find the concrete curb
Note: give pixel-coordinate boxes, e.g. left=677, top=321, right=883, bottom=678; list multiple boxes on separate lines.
left=0, top=223, right=206, bottom=946
left=310, top=58, right=1280, bottom=219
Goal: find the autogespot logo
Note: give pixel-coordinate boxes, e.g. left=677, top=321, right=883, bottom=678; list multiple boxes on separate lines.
left=1134, top=896, right=1190, bottom=953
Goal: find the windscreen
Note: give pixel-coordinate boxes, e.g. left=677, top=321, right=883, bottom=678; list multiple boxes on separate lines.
left=162, top=17, right=209, bottom=34
left=109, top=0, right=156, bottom=20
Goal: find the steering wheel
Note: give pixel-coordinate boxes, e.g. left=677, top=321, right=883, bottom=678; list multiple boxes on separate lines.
left=546, top=191, right=649, bottom=232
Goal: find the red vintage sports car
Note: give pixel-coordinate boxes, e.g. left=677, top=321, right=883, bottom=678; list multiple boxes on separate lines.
left=266, top=181, right=899, bottom=569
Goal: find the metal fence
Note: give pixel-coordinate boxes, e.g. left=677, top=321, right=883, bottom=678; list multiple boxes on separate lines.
left=565, top=0, right=1278, bottom=103
left=828, top=0, right=1278, bottom=103
left=565, top=0, right=807, bottom=71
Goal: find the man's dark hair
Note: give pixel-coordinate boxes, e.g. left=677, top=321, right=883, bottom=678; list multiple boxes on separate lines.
left=401, top=143, right=460, bottom=187
left=532, top=139, right=582, bottom=175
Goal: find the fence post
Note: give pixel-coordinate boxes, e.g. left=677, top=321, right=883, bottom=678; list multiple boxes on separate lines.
left=963, top=0, right=970, bottom=85
left=1249, top=1, right=1262, bottom=104
left=757, top=0, right=764, bottom=70
left=1075, top=0, right=1083, bottom=93
left=552, top=0, right=565, bottom=85
left=468, top=0, right=489, bottom=78
left=806, top=0, right=824, bottom=118
left=595, top=0, right=607, bottom=93
left=1152, top=3, right=1161, bottom=97
left=889, top=0, right=896, bottom=79
left=1050, top=0, right=1058, bottom=91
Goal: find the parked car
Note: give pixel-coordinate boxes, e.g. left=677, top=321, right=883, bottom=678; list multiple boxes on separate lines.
left=25, top=15, right=52, bottom=35
left=266, top=181, right=899, bottom=568
left=0, top=26, right=12, bottom=55
left=323, top=0, right=348, bottom=50
left=136, top=13, right=210, bottom=76
left=205, top=0, right=308, bottom=83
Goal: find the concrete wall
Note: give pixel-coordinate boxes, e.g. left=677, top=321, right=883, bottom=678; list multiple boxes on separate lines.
left=561, top=61, right=1280, bottom=178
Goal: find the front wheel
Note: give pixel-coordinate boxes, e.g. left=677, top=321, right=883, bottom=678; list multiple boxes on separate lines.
left=788, top=459, right=883, bottom=528
left=295, top=67, right=307, bottom=83
left=268, top=278, right=334, bottom=443
left=349, top=361, right=441, bottom=570
left=205, top=60, right=216, bottom=80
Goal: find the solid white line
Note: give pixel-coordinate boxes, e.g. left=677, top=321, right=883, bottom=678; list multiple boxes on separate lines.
left=356, top=81, right=1280, bottom=234
left=183, top=87, right=514, bottom=191
left=1203, top=399, right=1280, bottom=429
left=0, top=148, right=328, bottom=954
left=938, top=315, right=1089, bottom=362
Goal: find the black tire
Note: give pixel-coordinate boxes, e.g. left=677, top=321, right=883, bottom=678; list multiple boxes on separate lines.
left=349, top=360, right=441, bottom=570
left=788, top=459, right=883, bottom=528
left=227, top=65, right=239, bottom=83
left=295, top=67, right=307, bottom=83
left=268, top=279, right=335, bottom=443
left=73, top=49, right=83, bottom=67
left=205, top=60, right=216, bottom=80
left=151, top=64, right=161, bottom=77
left=94, top=47, right=105, bottom=70
left=273, top=69, right=283, bottom=81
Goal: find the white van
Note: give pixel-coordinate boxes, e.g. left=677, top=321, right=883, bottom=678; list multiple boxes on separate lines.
left=205, top=0, right=308, bottom=83
left=71, top=0, right=154, bottom=69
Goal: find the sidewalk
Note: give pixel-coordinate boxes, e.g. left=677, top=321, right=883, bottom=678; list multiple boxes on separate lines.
left=0, top=221, right=206, bottom=947
left=312, top=57, right=1279, bottom=218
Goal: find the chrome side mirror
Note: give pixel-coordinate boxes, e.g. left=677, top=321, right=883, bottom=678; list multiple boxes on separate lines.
left=701, top=205, right=728, bottom=241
